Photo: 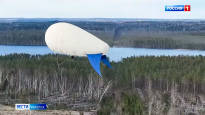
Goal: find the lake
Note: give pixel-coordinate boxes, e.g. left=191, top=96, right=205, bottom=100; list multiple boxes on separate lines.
left=1, top=45, right=205, bottom=62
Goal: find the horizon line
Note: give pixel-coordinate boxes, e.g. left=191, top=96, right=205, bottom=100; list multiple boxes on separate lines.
left=0, top=18, right=205, bottom=20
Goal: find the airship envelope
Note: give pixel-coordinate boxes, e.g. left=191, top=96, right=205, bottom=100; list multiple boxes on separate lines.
left=45, top=22, right=111, bottom=77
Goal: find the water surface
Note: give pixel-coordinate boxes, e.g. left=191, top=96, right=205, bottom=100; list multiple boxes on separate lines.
left=1, top=45, right=205, bottom=62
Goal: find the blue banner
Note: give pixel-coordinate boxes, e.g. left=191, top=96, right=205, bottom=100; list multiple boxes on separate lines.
left=165, top=5, right=185, bottom=11
left=30, top=104, right=47, bottom=110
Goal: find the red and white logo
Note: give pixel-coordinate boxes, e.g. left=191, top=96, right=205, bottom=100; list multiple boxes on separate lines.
left=184, top=5, right=191, bottom=11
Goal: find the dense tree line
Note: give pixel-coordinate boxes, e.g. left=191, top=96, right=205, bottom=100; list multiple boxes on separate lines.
left=0, top=21, right=205, bottom=49
left=0, top=54, right=205, bottom=114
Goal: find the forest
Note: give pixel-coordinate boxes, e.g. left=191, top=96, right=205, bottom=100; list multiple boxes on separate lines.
left=0, top=54, right=205, bottom=114
left=0, top=19, right=205, bottom=49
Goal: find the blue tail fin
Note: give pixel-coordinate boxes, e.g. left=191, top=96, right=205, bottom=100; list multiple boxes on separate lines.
left=87, top=54, right=102, bottom=77
left=101, top=55, right=112, bottom=68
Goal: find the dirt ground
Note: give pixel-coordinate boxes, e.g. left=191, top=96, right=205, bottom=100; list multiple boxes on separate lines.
left=0, top=104, right=96, bottom=115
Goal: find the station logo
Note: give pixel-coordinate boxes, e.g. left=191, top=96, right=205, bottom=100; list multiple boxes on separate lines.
left=165, top=5, right=191, bottom=11
left=15, top=104, right=30, bottom=110
left=15, top=104, right=47, bottom=110
left=30, top=104, right=47, bottom=110
left=184, top=5, right=191, bottom=11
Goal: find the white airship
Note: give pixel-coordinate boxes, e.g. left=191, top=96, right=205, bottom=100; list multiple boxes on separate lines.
left=45, top=22, right=111, bottom=77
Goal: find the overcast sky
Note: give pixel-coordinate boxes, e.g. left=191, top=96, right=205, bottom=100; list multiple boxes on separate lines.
left=0, top=0, right=204, bottom=19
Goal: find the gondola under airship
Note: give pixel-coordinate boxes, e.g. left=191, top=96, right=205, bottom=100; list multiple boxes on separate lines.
left=45, top=22, right=111, bottom=77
